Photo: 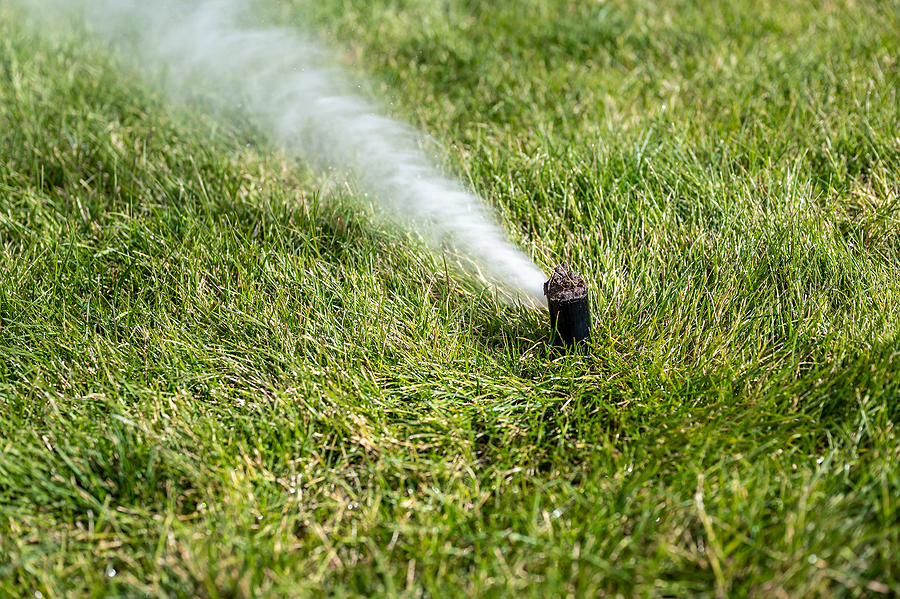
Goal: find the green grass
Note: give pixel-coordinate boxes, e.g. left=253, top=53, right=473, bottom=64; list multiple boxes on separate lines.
left=2, top=0, right=900, bottom=597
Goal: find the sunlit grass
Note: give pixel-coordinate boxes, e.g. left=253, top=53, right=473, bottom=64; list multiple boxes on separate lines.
left=1, top=0, right=899, bottom=597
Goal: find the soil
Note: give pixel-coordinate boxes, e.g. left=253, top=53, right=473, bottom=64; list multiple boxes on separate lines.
left=543, top=262, right=588, bottom=303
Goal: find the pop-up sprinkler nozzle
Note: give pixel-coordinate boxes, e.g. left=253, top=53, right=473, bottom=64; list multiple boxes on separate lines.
left=544, top=263, right=591, bottom=346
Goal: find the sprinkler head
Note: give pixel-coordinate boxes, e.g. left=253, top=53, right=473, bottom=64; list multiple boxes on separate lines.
left=544, top=263, right=591, bottom=346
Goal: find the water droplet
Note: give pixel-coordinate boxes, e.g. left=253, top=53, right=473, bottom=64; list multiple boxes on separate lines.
left=816, top=457, right=824, bottom=465
left=107, top=568, right=116, bottom=578
left=199, top=502, right=207, bottom=510
left=751, top=525, right=759, bottom=534
left=34, top=592, right=43, bottom=599
left=808, top=554, right=817, bottom=565
left=656, top=517, right=660, bottom=523
left=627, top=467, right=632, bottom=473
left=257, top=515, right=263, bottom=520
left=551, top=509, right=562, bottom=518
left=348, top=504, right=353, bottom=510
left=407, top=488, right=413, bottom=496
left=290, top=488, right=296, bottom=494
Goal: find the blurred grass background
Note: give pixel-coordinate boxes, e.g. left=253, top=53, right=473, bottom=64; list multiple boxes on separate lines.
left=1, top=0, right=899, bottom=597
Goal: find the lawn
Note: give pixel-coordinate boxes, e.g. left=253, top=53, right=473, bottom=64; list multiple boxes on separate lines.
left=1, top=0, right=899, bottom=597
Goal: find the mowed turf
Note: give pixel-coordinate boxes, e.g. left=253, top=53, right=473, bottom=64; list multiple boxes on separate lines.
left=1, top=0, right=899, bottom=597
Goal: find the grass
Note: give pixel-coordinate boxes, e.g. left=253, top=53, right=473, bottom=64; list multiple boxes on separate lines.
left=1, top=0, right=899, bottom=596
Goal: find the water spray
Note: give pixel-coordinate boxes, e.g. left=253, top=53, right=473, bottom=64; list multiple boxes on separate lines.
left=23, top=0, right=548, bottom=305
left=24, top=0, right=599, bottom=345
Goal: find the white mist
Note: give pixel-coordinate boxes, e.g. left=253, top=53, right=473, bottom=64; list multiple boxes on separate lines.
left=28, top=0, right=548, bottom=305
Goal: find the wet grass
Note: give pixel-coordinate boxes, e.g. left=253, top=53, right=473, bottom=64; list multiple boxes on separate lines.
left=2, top=0, right=900, bottom=597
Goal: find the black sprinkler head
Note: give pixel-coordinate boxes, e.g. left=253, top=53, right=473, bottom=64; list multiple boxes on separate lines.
left=544, top=263, right=591, bottom=346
